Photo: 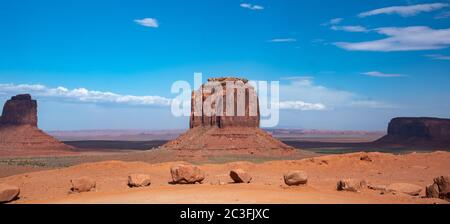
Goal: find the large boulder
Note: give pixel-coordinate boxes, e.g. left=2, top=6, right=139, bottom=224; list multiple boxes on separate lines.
left=426, top=175, right=450, bottom=200
left=284, top=171, right=308, bottom=186
left=70, top=177, right=96, bottom=193
left=337, top=179, right=366, bottom=192
left=170, top=165, right=205, bottom=184
left=0, top=184, right=20, bottom=203
left=387, top=183, right=422, bottom=196
left=0, top=94, right=37, bottom=127
left=128, top=174, right=151, bottom=188
left=230, top=169, right=252, bottom=183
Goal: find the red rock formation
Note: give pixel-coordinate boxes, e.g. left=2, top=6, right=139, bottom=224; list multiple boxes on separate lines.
left=0, top=94, right=73, bottom=156
left=190, top=77, right=260, bottom=129
left=164, top=77, right=292, bottom=152
left=376, top=117, right=450, bottom=147
left=0, top=94, right=37, bottom=127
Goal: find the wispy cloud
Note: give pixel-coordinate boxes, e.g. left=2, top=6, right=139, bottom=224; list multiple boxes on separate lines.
left=322, top=18, right=343, bottom=26
left=279, top=76, right=395, bottom=109
left=240, top=3, right=264, bottom=11
left=359, top=3, right=449, bottom=17
left=134, top=18, right=159, bottom=28
left=268, top=38, right=297, bottom=43
left=334, top=26, right=450, bottom=52
left=435, top=10, right=450, bottom=19
left=331, top=25, right=369, bottom=33
left=279, top=101, right=326, bottom=111
left=361, top=71, right=405, bottom=77
left=426, top=54, right=450, bottom=60
left=0, top=84, right=171, bottom=106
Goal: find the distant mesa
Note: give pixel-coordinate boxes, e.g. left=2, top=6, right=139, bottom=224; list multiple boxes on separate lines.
left=0, top=94, right=73, bottom=156
left=164, top=77, right=293, bottom=152
left=376, top=117, right=450, bottom=147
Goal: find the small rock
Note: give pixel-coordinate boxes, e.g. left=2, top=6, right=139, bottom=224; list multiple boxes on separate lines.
left=128, top=174, right=151, bottom=188
left=337, top=179, right=366, bottom=192
left=0, top=184, right=20, bottom=203
left=230, top=169, right=252, bottom=183
left=70, top=177, right=96, bottom=193
left=360, top=154, right=372, bottom=162
left=284, top=171, right=308, bottom=186
left=426, top=175, right=450, bottom=200
left=426, top=183, right=440, bottom=198
left=387, top=183, right=422, bottom=196
left=170, top=164, right=205, bottom=184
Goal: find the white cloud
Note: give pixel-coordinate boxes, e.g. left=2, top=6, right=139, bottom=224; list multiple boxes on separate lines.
left=279, top=76, right=395, bottom=109
left=361, top=71, right=405, bottom=77
left=331, top=25, right=369, bottom=33
left=322, top=18, right=343, bottom=26
left=359, top=3, right=449, bottom=17
left=0, top=83, right=171, bottom=106
left=435, top=10, right=450, bottom=19
left=134, top=18, right=159, bottom=28
left=426, top=54, right=450, bottom=60
left=268, top=38, right=297, bottom=43
left=240, top=3, right=264, bottom=11
left=334, top=26, right=450, bottom=52
left=279, top=101, right=326, bottom=111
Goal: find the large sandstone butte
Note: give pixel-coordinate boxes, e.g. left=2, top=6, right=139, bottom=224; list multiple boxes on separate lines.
left=164, top=77, right=293, bottom=152
left=376, top=117, right=450, bottom=147
left=0, top=94, right=72, bottom=156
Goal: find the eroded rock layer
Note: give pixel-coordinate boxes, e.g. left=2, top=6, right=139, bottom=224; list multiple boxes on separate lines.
left=0, top=94, right=72, bottom=155
left=376, top=117, right=450, bottom=147
left=165, top=77, right=292, bottom=151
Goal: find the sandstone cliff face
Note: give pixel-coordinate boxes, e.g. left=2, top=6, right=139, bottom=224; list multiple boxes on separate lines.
left=165, top=77, right=292, bottom=152
left=377, top=117, right=450, bottom=146
left=0, top=94, right=37, bottom=127
left=0, top=94, right=72, bottom=155
left=190, top=77, right=260, bottom=129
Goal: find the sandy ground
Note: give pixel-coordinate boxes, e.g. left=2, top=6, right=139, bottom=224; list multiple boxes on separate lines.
left=0, top=151, right=449, bottom=204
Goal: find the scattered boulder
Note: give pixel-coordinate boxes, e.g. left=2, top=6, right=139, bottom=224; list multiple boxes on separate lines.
left=230, top=169, right=252, bottom=183
left=128, top=174, right=151, bottom=188
left=70, top=177, right=96, bottom=193
left=360, top=154, right=372, bottom=162
left=426, top=183, right=440, bottom=198
left=0, top=184, right=20, bottom=203
left=284, top=171, right=308, bottom=186
left=337, top=179, right=366, bottom=192
left=387, top=183, right=422, bottom=196
left=426, top=175, right=450, bottom=200
left=170, top=165, right=205, bottom=184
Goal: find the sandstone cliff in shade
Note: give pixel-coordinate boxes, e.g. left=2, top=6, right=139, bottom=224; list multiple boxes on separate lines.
left=376, top=117, right=450, bottom=147
left=164, top=78, right=293, bottom=151
left=0, top=94, right=72, bottom=156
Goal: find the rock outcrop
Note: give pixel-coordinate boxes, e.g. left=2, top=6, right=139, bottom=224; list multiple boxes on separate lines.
left=0, top=94, right=37, bottom=127
left=170, top=164, right=205, bottom=184
left=164, top=77, right=293, bottom=152
left=229, top=169, right=252, bottom=184
left=376, top=117, right=450, bottom=147
left=337, top=179, right=366, bottom=192
left=284, top=171, right=308, bottom=186
left=190, top=77, right=259, bottom=129
left=128, top=174, right=152, bottom=188
left=0, top=94, right=72, bottom=155
left=70, top=177, right=96, bottom=193
left=426, top=175, right=450, bottom=201
left=0, top=184, right=20, bottom=203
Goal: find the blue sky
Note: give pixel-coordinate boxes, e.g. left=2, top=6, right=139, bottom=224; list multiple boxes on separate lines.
left=1, top=0, right=450, bottom=131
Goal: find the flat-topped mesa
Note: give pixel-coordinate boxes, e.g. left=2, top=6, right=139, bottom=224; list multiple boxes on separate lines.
left=375, top=117, right=450, bottom=147
left=386, top=117, right=450, bottom=140
left=190, top=77, right=260, bottom=129
left=0, top=94, right=37, bottom=127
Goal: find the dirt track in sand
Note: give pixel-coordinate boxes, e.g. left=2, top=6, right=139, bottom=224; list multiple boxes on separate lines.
left=0, top=151, right=449, bottom=204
